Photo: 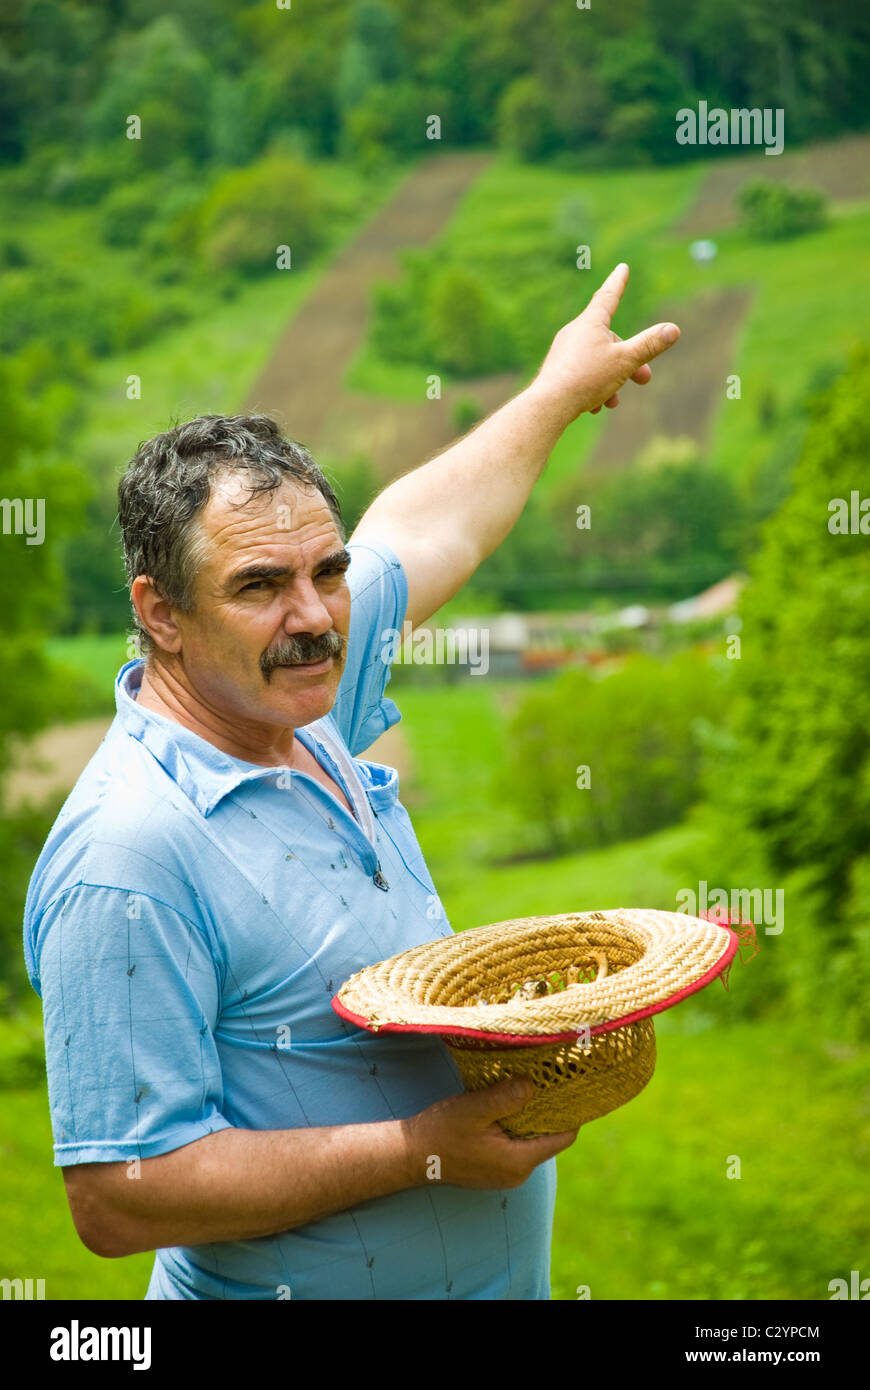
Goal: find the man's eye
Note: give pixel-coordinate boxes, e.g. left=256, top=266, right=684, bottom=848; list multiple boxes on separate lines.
left=242, top=580, right=268, bottom=592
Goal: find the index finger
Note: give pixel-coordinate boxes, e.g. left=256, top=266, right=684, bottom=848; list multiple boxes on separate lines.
left=591, top=262, right=630, bottom=324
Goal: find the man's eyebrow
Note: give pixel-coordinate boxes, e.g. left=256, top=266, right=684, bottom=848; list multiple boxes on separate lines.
left=224, top=549, right=352, bottom=592
left=317, top=547, right=352, bottom=571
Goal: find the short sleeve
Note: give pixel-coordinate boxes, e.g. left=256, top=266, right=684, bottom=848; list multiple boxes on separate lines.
left=331, top=539, right=409, bottom=756
left=35, top=883, right=233, bottom=1166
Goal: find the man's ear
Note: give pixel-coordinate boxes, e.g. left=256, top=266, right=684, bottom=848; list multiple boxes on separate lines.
left=130, top=576, right=183, bottom=654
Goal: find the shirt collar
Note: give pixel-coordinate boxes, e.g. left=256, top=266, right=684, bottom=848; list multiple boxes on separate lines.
left=114, top=659, right=298, bottom=817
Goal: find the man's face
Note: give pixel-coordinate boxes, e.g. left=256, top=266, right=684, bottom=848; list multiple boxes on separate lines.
left=172, top=474, right=352, bottom=732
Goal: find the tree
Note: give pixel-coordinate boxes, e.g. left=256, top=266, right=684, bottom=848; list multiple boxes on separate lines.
left=336, top=0, right=404, bottom=112
left=85, top=16, right=214, bottom=165
left=0, top=355, right=90, bottom=1003
left=716, top=348, right=870, bottom=910
left=497, top=75, right=559, bottom=162
left=556, top=455, right=742, bottom=593
left=425, top=265, right=519, bottom=376
left=496, top=650, right=720, bottom=857
left=684, top=349, right=870, bottom=1038
left=198, top=152, right=327, bottom=274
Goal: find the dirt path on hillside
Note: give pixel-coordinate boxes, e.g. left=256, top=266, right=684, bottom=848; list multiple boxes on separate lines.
left=588, top=134, right=869, bottom=471
left=242, top=150, right=523, bottom=480
left=241, top=146, right=765, bottom=485
left=675, top=132, right=870, bottom=237
left=6, top=718, right=412, bottom=810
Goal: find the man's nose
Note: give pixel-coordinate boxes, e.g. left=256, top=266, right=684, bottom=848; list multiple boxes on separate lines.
left=281, top=577, right=334, bottom=635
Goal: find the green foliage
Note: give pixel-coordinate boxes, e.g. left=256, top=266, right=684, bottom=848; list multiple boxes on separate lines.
left=336, top=0, right=404, bottom=112
left=85, top=15, right=213, bottom=166
left=0, top=237, right=30, bottom=269
left=98, top=179, right=163, bottom=248
left=371, top=254, right=521, bottom=377
left=426, top=265, right=518, bottom=375
left=496, top=650, right=720, bottom=857
left=0, top=267, right=194, bottom=358
left=596, top=35, right=688, bottom=163
left=470, top=489, right=577, bottom=609
left=556, top=455, right=743, bottom=591
left=0, top=355, right=103, bottom=1001
left=723, top=349, right=870, bottom=908
left=549, top=194, right=598, bottom=267
left=497, top=76, right=560, bottom=162
left=197, top=153, right=328, bottom=274
left=738, top=179, right=828, bottom=241
left=46, top=143, right=139, bottom=207
left=325, top=455, right=382, bottom=535
left=342, top=81, right=445, bottom=165
left=0, top=356, right=89, bottom=768
left=207, top=71, right=274, bottom=169
left=0, top=800, right=62, bottom=1007
left=452, top=396, right=483, bottom=435
left=3, top=0, right=870, bottom=179
left=684, top=350, right=870, bottom=1039
left=370, top=250, right=432, bottom=364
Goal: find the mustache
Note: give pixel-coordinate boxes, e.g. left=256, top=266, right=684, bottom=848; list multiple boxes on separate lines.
left=260, top=628, right=347, bottom=682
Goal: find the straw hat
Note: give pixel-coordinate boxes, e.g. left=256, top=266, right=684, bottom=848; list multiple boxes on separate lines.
left=332, top=909, right=756, bottom=1137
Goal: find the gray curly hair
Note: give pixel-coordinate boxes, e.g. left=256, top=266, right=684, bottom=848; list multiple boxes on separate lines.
left=117, top=414, right=344, bottom=654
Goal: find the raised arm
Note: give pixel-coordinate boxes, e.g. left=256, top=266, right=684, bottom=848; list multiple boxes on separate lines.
left=350, top=263, right=680, bottom=629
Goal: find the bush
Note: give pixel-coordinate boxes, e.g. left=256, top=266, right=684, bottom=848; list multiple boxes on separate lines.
left=0, top=238, right=29, bottom=269
left=738, top=179, right=828, bottom=240
left=550, top=194, right=597, bottom=268
left=99, top=180, right=162, bottom=247
left=496, top=650, right=720, bottom=857
left=425, top=265, right=519, bottom=376
left=554, top=454, right=742, bottom=591
left=370, top=251, right=434, bottom=365
left=47, top=143, right=137, bottom=206
left=342, top=81, right=442, bottom=163
left=497, top=76, right=560, bottom=162
left=141, top=182, right=207, bottom=260
left=370, top=254, right=521, bottom=376
left=84, top=15, right=213, bottom=167
left=0, top=271, right=117, bottom=357
left=198, top=153, right=328, bottom=274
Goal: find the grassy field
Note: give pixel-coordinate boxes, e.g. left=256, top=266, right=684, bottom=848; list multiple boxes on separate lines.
left=47, top=632, right=131, bottom=698
left=550, top=1012, right=870, bottom=1301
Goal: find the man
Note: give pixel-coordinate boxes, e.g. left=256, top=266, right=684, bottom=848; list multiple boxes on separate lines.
left=23, top=264, right=679, bottom=1300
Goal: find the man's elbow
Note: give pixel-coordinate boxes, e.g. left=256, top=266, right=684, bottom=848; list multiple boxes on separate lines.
left=62, top=1166, right=142, bottom=1259
left=78, top=1220, right=139, bottom=1260
left=70, top=1205, right=139, bottom=1260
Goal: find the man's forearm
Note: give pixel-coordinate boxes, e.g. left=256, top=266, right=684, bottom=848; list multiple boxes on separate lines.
left=351, top=382, right=572, bottom=626
left=70, top=1117, right=419, bottom=1258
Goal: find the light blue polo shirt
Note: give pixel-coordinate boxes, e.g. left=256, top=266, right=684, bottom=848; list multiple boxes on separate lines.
left=23, top=540, right=556, bottom=1300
